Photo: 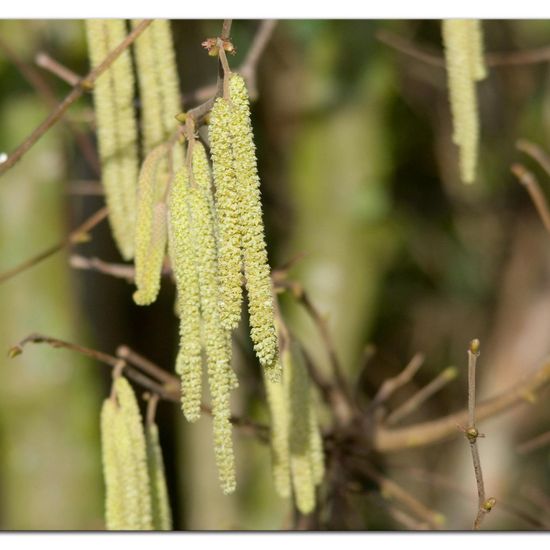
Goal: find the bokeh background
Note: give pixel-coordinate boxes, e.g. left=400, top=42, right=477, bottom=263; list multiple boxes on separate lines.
left=0, top=19, right=549, bottom=530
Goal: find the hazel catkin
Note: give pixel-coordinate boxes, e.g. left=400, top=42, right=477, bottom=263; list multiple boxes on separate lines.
left=442, top=19, right=487, bottom=184
left=85, top=19, right=139, bottom=261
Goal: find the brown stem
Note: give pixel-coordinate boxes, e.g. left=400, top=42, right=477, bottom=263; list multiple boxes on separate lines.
left=385, top=366, right=457, bottom=426
left=511, top=163, right=550, bottom=235
left=516, top=429, right=550, bottom=455
left=9, top=332, right=268, bottom=439
left=370, top=353, right=425, bottom=411
left=0, top=19, right=152, bottom=178
left=0, top=207, right=108, bottom=285
left=0, top=36, right=100, bottom=175
left=516, top=139, right=550, bottom=178
left=374, top=356, right=550, bottom=453
left=35, top=51, right=81, bottom=86
left=377, top=29, right=550, bottom=69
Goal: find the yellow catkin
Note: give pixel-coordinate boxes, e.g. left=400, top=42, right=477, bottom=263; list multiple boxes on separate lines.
left=133, top=144, right=169, bottom=306
left=85, top=20, right=139, bottom=260
left=113, top=377, right=153, bottom=530
left=264, top=365, right=291, bottom=498
left=285, top=344, right=316, bottom=515
left=192, top=142, right=237, bottom=494
left=442, top=19, right=487, bottom=184
left=100, top=399, right=125, bottom=530
left=229, top=74, right=279, bottom=371
left=308, top=394, right=325, bottom=486
left=146, top=422, right=173, bottom=531
left=168, top=165, right=202, bottom=422
left=132, top=19, right=184, bottom=182
left=209, top=97, right=244, bottom=330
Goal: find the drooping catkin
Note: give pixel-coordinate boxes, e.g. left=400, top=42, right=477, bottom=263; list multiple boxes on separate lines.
left=442, top=19, right=487, bottom=184
left=145, top=422, right=173, bottom=531
left=100, top=399, right=125, bottom=530
left=85, top=20, right=139, bottom=260
left=228, top=74, right=279, bottom=370
left=285, top=344, right=316, bottom=515
left=192, top=142, right=236, bottom=495
left=132, top=19, right=185, bottom=175
left=263, top=365, right=291, bottom=498
left=133, top=144, right=169, bottom=306
left=113, top=377, right=153, bottom=530
left=168, top=165, right=202, bottom=422
left=100, top=377, right=153, bottom=530
left=209, top=97, right=244, bottom=330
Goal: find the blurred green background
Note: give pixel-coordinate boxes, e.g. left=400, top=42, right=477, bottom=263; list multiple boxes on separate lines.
left=0, top=19, right=549, bottom=530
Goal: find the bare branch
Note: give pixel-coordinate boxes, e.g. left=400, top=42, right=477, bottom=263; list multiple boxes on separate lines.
left=370, top=353, right=425, bottom=411
left=69, top=255, right=135, bottom=282
left=385, top=366, right=457, bottom=426
left=511, top=163, right=550, bottom=235
left=0, top=207, right=108, bottom=285
left=35, top=51, right=81, bottom=86
left=374, top=356, right=550, bottom=453
left=0, top=19, right=153, bottom=178
left=377, top=29, right=550, bottom=70
left=516, top=139, right=550, bottom=179
left=9, top=332, right=268, bottom=439
left=517, top=429, right=550, bottom=455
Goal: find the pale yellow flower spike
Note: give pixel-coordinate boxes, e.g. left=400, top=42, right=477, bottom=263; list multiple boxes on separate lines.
left=264, top=365, right=291, bottom=498
left=133, top=144, right=169, bottom=306
left=146, top=422, right=173, bottom=531
left=113, top=377, right=153, bottom=530
left=285, top=344, right=316, bottom=514
left=85, top=20, right=139, bottom=260
left=191, top=141, right=237, bottom=494
left=100, top=398, right=125, bottom=530
left=228, top=74, right=279, bottom=369
left=209, top=97, right=244, bottom=331
left=168, top=165, right=202, bottom=422
left=132, top=20, right=184, bottom=187
left=308, top=394, right=325, bottom=486
left=442, top=20, right=487, bottom=184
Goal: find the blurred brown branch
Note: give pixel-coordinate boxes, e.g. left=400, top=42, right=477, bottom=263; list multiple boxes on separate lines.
left=0, top=19, right=152, bottom=178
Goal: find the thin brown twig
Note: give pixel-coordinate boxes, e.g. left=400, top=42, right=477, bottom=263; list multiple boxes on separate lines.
left=374, top=356, right=550, bottom=453
left=0, top=19, right=153, bottom=178
left=377, top=29, right=550, bottom=69
left=10, top=332, right=169, bottom=399
left=9, top=332, right=268, bottom=439
left=69, top=255, right=135, bottom=282
left=370, top=352, right=425, bottom=411
left=184, top=20, right=276, bottom=106
left=394, top=466, right=547, bottom=530
left=516, top=429, right=550, bottom=455
left=465, top=339, right=495, bottom=530
left=0, top=207, right=108, bottom=285
left=35, top=51, right=81, bottom=86
left=116, top=345, right=175, bottom=385
left=0, top=36, right=100, bottom=175
left=68, top=180, right=103, bottom=196
left=353, top=459, right=445, bottom=529
left=511, top=163, right=550, bottom=235
left=280, top=279, right=354, bottom=414
left=385, top=366, right=458, bottom=426
left=516, top=139, right=550, bottom=179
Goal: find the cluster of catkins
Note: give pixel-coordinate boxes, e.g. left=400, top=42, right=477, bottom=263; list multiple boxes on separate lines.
left=264, top=341, right=325, bottom=515
left=101, top=376, right=172, bottom=530
left=87, top=19, right=324, bottom=513
left=169, top=73, right=280, bottom=494
left=442, top=19, right=487, bottom=184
